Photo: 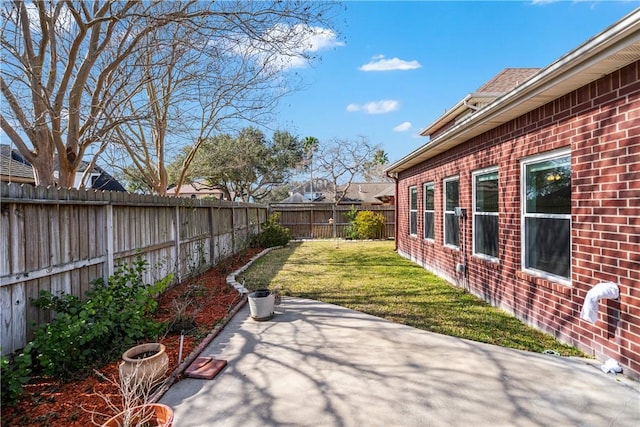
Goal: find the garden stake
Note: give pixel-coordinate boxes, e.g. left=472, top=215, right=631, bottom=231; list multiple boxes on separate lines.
left=178, top=333, right=184, bottom=364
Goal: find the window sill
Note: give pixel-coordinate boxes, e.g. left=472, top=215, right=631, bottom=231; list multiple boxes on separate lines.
left=443, top=244, right=460, bottom=253
left=472, top=256, right=500, bottom=270
left=516, top=270, right=572, bottom=295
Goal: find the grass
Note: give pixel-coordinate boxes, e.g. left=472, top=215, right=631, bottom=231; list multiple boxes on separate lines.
left=240, top=240, right=586, bottom=357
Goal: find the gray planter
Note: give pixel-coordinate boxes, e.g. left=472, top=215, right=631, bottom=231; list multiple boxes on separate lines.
left=248, top=289, right=275, bottom=321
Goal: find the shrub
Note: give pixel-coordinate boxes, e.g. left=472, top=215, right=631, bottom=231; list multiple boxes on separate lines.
left=29, top=257, right=172, bottom=379
left=254, top=213, right=292, bottom=248
left=343, top=205, right=359, bottom=239
left=1, top=343, right=33, bottom=406
left=354, top=210, right=385, bottom=239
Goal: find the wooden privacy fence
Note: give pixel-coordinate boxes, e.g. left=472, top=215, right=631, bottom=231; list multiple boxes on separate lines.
left=0, top=182, right=267, bottom=355
left=270, top=203, right=395, bottom=239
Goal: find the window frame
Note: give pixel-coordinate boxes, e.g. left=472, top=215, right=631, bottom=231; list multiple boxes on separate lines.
left=520, top=149, right=572, bottom=283
left=472, top=167, right=499, bottom=261
left=423, top=182, right=435, bottom=241
left=443, top=176, right=459, bottom=249
left=409, top=186, right=418, bottom=236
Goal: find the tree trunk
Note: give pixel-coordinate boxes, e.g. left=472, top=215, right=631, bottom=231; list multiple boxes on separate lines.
left=31, top=156, right=56, bottom=187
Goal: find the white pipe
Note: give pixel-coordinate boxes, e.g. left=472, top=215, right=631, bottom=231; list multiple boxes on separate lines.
left=178, top=334, right=184, bottom=364
left=580, top=282, right=619, bottom=324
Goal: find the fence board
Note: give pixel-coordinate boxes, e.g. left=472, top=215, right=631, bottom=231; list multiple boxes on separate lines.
left=270, top=204, right=395, bottom=239
left=1, top=206, right=10, bottom=277
left=11, top=283, right=25, bottom=353
left=69, top=205, right=79, bottom=261
left=24, top=205, right=38, bottom=271
left=0, top=182, right=267, bottom=354
left=1, top=286, right=13, bottom=351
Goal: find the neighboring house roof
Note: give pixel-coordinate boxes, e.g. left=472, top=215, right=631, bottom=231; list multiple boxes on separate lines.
left=290, top=178, right=332, bottom=201
left=278, top=182, right=395, bottom=205
left=0, top=144, right=35, bottom=184
left=374, top=184, right=396, bottom=203
left=386, top=10, right=640, bottom=175
left=53, top=157, right=125, bottom=191
left=279, top=192, right=309, bottom=203
left=0, top=144, right=125, bottom=190
left=89, top=165, right=126, bottom=192
left=340, top=182, right=395, bottom=205
left=166, top=181, right=228, bottom=199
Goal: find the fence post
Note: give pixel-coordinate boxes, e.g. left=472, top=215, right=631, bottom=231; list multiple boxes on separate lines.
left=174, top=205, right=181, bottom=282
left=231, top=205, right=236, bottom=253
left=105, top=204, right=114, bottom=279
left=208, top=206, right=215, bottom=267
left=310, top=208, right=314, bottom=238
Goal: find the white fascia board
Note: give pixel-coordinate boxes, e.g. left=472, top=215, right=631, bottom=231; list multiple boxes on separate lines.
left=386, top=9, right=640, bottom=176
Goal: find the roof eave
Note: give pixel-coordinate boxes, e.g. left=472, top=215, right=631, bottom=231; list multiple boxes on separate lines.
left=386, top=9, right=640, bottom=176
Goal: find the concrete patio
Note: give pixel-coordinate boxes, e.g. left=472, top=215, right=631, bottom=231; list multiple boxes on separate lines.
left=160, top=297, right=639, bottom=426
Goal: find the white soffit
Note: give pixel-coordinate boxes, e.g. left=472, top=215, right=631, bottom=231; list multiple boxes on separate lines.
left=387, top=10, right=640, bottom=175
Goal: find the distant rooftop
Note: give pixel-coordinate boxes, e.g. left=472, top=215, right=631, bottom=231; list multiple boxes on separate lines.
left=0, top=144, right=35, bottom=183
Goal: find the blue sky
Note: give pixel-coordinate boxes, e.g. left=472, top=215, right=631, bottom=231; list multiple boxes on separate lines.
left=271, top=1, right=640, bottom=164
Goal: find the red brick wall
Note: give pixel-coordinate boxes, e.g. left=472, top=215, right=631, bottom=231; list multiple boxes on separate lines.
left=396, top=60, right=640, bottom=378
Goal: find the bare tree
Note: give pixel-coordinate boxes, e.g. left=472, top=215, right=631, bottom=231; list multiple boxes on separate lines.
left=0, top=1, right=341, bottom=190
left=362, top=149, right=393, bottom=183
left=0, top=1, right=210, bottom=187
left=314, top=136, right=381, bottom=204
left=102, top=1, right=341, bottom=195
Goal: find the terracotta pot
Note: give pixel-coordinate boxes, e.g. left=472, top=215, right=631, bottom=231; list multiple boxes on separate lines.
left=102, top=403, right=173, bottom=427
left=119, top=343, right=169, bottom=386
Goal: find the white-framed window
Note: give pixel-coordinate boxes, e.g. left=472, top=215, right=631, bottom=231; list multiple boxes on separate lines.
left=521, top=149, right=571, bottom=281
left=423, top=182, right=435, bottom=240
left=443, top=176, right=459, bottom=248
left=409, top=186, right=418, bottom=236
left=473, top=167, right=498, bottom=260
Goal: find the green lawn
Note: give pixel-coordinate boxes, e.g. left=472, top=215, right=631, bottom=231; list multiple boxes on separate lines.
left=240, top=240, right=585, bottom=357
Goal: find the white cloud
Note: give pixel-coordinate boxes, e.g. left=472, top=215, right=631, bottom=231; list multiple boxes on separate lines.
left=359, top=55, right=422, bottom=72
left=231, top=24, right=344, bottom=71
left=304, top=26, right=345, bottom=51
left=346, top=100, right=399, bottom=114
left=393, top=121, right=412, bottom=132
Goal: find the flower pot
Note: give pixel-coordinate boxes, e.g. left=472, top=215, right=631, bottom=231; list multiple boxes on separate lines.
left=248, top=289, right=275, bottom=321
left=102, top=403, right=173, bottom=427
left=119, top=343, right=169, bottom=387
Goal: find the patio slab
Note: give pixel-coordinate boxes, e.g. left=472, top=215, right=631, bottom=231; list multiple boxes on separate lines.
left=160, top=297, right=639, bottom=426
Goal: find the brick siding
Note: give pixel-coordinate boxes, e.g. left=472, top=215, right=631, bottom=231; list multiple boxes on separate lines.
left=396, top=61, right=640, bottom=378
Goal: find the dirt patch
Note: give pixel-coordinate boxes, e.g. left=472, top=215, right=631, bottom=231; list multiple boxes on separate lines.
left=1, top=248, right=261, bottom=427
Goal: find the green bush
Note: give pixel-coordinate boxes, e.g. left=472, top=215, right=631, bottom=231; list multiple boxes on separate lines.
left=29, top=257, right=171, bottom=380
left=1, top=343, right=33, bottom=406
left=354, top=210, right=385, bottom=239
left=343, top=205, right=359, bottom=239
left=253, top=213, right=292, bottom=248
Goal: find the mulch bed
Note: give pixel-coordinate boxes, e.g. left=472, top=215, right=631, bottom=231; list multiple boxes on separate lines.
left=1, top=248, right=261, bottom=427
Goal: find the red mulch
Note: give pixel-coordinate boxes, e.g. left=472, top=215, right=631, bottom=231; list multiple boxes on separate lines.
left=1, top=249, right=261, bottom=427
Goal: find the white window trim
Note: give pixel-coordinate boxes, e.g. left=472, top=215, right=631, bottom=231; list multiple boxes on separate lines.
left=520, top=148, right=571, bottom=284
left=472, top=167, right=499, bottom=262
left=423, top=182, right=435, bottom=241
left=409, top=186, right=418, bottom=236
left=443, top=176, right=459, bottom=249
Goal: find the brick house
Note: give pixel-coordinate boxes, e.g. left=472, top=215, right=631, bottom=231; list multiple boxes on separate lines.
left=386, top=11, right=640, bottom=378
